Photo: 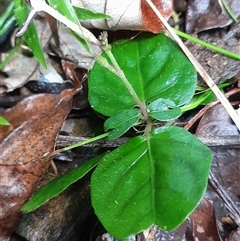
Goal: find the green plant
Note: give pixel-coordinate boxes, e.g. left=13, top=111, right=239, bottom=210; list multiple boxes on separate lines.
left=22, top=33, right=212, bottom=240
left=8, top=0, right=213, bottom=239
left=0, top=116, right=11, bottom=125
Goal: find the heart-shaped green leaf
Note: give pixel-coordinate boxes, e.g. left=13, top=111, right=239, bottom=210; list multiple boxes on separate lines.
left=104, top=108, right=142, bottom=140
left=148, top=98, right=182, bottom=121
left=91, top=126, right=212, bottom=239
left=89, top=33, right=196, bottom=117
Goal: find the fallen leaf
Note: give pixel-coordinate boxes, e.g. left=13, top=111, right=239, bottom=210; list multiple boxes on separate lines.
left=71, top=0, right=173, bottom=32
left=185, top=0, right=240, bottom=33
left=227, top=227, right=240, bottom=241
left=184, top=22, right=240, bottom=83
left=196, top=103, right=239, bottom=136
left=190, top=197, right=222, bottom=241
left=0, top=89, right=75, bottom=238
left=141, top=0, right=173, bottom=33
left=53, top=27, right=102, bottom=69
left=1, top=18, right=59, bottom=92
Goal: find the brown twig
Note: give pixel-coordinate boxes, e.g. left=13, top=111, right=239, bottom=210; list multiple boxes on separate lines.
left=56, top=135, right=240, bottom=149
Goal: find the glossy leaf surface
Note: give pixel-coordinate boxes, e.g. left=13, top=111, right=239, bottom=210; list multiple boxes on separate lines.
left=104, top=108, right=141, bottom=140
left=89, top=33, right=196, bottom=117
left=91, top=126, right=212, bottom=239
left=148, top=98, right=182, bottom=121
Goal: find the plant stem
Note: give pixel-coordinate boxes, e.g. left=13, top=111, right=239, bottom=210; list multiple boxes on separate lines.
left=221, top=0, right=238, bottom=23
left=174, top=29, right=240, bottom=61
left=104, top=48, right=149, bottom=119
left=20, top=0, right=100, bottom=46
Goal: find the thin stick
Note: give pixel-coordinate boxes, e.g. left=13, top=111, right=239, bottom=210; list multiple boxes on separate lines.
left=145, top=0, right=240, bottom=131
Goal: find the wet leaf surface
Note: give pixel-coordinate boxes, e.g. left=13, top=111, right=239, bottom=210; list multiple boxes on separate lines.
left=89, top=33, right=196, bottom=117
left=0, top=89, right=75, bottom=238
left=91, top=126, right=212, bottom=239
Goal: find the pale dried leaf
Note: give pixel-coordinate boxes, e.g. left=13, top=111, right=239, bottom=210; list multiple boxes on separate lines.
left=1, top=17, right=63, bottom=92
left=72, top=0, right=173, bottom=32
left=186, top=0, right=240, bottom=33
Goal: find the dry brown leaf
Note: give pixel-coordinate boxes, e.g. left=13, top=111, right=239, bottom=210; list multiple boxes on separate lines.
left=190, top=198, right=222, bottom=241
left=53, top=27, right=102, bottom=70
left=0, top=89, right=75, bottom=238
left=72, top=0, right=173, bottom=32
left=1, top=18, right=60, bottom=92
left=53, top=0, right=173, bottom=69
left=185, top=0, right=240, bottom=33
left=227, top=227, right=240, bottom=241
left=141, top=0, right=173, bottom=33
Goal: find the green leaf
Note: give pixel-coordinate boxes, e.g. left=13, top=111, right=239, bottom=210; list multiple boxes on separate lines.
left=148, top=98, right=182, bottom=121
left=73, top=6, right=111, bottom=20
left=13, top=1, right=46, bottom=68
left=21, top=153, right=105, bottom=213
left=89, top=33, right=197, bottom=117
left=104, top=108, right=142, bottom=140
left=91, top=126, right=212, bottom=239
left=48, top=0, right=78, bottom=23
left=0, top=116, right=11, bottom=125
left=71, top=30, right=90, bottom=53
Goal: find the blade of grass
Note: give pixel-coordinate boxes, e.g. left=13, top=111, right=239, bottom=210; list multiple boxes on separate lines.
left=221, top=0, right=238, bottom=23
left=21, top=153, right=106, bottom=212
left=174, top=29, right=240, bottom=61
left=0, top=2, right=14, bottom=28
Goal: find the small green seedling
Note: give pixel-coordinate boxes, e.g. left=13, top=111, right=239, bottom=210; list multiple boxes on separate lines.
left=22, top=32, right=212, bottom=239
left=8, top=0, right=216, bottom=239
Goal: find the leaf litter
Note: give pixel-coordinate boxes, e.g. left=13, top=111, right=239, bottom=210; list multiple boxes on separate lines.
left=0, top=89, right=75, bottom=238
